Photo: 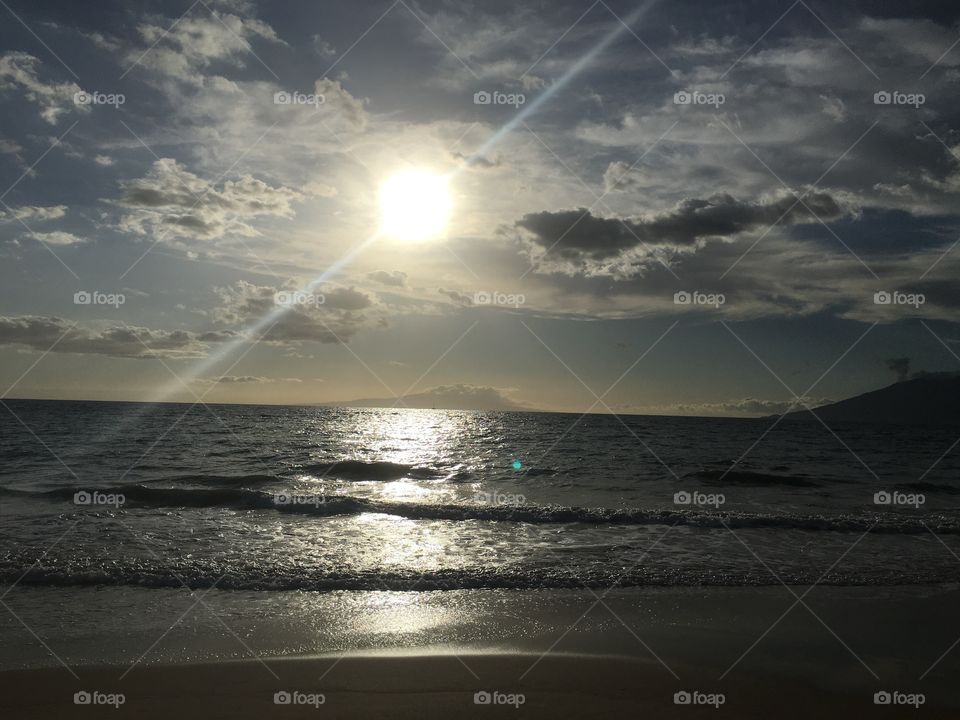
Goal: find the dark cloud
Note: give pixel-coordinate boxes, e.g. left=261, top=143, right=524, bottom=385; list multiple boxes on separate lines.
left=451, top=151, right=500, bottom=169
left=323, top=286, right=373, bottom=311
left=670, top=396, right=833, bottom=417
left=886, top=357, right=911, bottom=382
left=515, top=191, right=849, bottom=263
left=213, top=281, right=379, bottom=345
left=438, top=288, right=474, bottom=306
left=368, top=270, right=407, bottom=288
left=0, top=316, right=222, bottom=359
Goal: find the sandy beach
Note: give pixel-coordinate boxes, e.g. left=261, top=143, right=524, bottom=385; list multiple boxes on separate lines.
left=0, top=652, right=950, bottom=720
left=2, top=584, right=957, bottom=717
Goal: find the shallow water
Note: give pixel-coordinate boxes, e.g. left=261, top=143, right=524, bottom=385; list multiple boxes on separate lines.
left=2, top=400, right=960, bottom=590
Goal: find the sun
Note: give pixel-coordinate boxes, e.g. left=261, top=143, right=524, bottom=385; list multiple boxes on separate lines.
left=378, top=169, right=452, bottom=241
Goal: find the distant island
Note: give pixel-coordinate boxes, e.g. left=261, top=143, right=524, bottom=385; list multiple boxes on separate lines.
left=781, top=374, right=960, bottom=424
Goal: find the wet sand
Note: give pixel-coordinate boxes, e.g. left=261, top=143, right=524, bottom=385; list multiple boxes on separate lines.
left=0, top=652, right=948, bottom=719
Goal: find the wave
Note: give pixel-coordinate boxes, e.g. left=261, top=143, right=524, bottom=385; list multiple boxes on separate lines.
left=3, top=484, right=960, bottom=534
left=144, top=473, right=280, bottom=487
left=685, top=469, right=822, bottom=487
left=300, top=460, right=440, bottom=481
left=0, top=562, right=953, bottom=592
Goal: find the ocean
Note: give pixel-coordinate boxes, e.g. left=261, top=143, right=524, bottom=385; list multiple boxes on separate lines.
left=3, top=399, right=959, bottom=594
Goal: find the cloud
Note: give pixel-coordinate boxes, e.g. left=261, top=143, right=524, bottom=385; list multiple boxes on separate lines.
left=114, top=158, right=301, bottom=243
left=85, top=31, right=121, bottom=52
left=212, top=281, right=379, bottom=345
left=602, top=161, right=643, bottom=192
left=303, top=179, right=337, bottom=197
left=323, top=286, right=373, bottom=310
left=342, top=384, right=528, bottom=411
left=204, top=375, right=302, bottom=384
left=451, top=151, right=500, bottom=169
left=886, top=357, right=911, bottom=382
left=0, top=316, right=225, bottom=359
left=368, top=270, right=407, bottom=288
left=438, top=288, right=474, bottom=306
left=129, top=12, right=282, bottom=83
left=0, top=138, right=23, bottom=160
left=514, top=190, right=850, bottom=274
left=25, top=231, right=85, bottom=246
left=0, top=52, right=85, bottom=124
left=668, top=396, right=833, bottom=417
left=312, top=78, right=368, bottom=130
left=2, top=205, right=67, bottom=222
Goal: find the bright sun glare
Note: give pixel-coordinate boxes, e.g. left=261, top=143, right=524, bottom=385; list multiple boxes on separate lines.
left=378, top=169, right=452, bottom=241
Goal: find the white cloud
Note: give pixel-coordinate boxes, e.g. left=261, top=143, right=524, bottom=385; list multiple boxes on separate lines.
left=130, top=12, right=283, bottom=84
left=113, top=158, right=301, bottom=243
left=27, top=230, right=84, bottom=246
left=3, top=205, right=67, bottom=221
left=0, top=52, right=86, bottom=124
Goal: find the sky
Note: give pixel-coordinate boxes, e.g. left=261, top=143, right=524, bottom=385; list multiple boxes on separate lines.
left=1, top=0, right=959, bottom=415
